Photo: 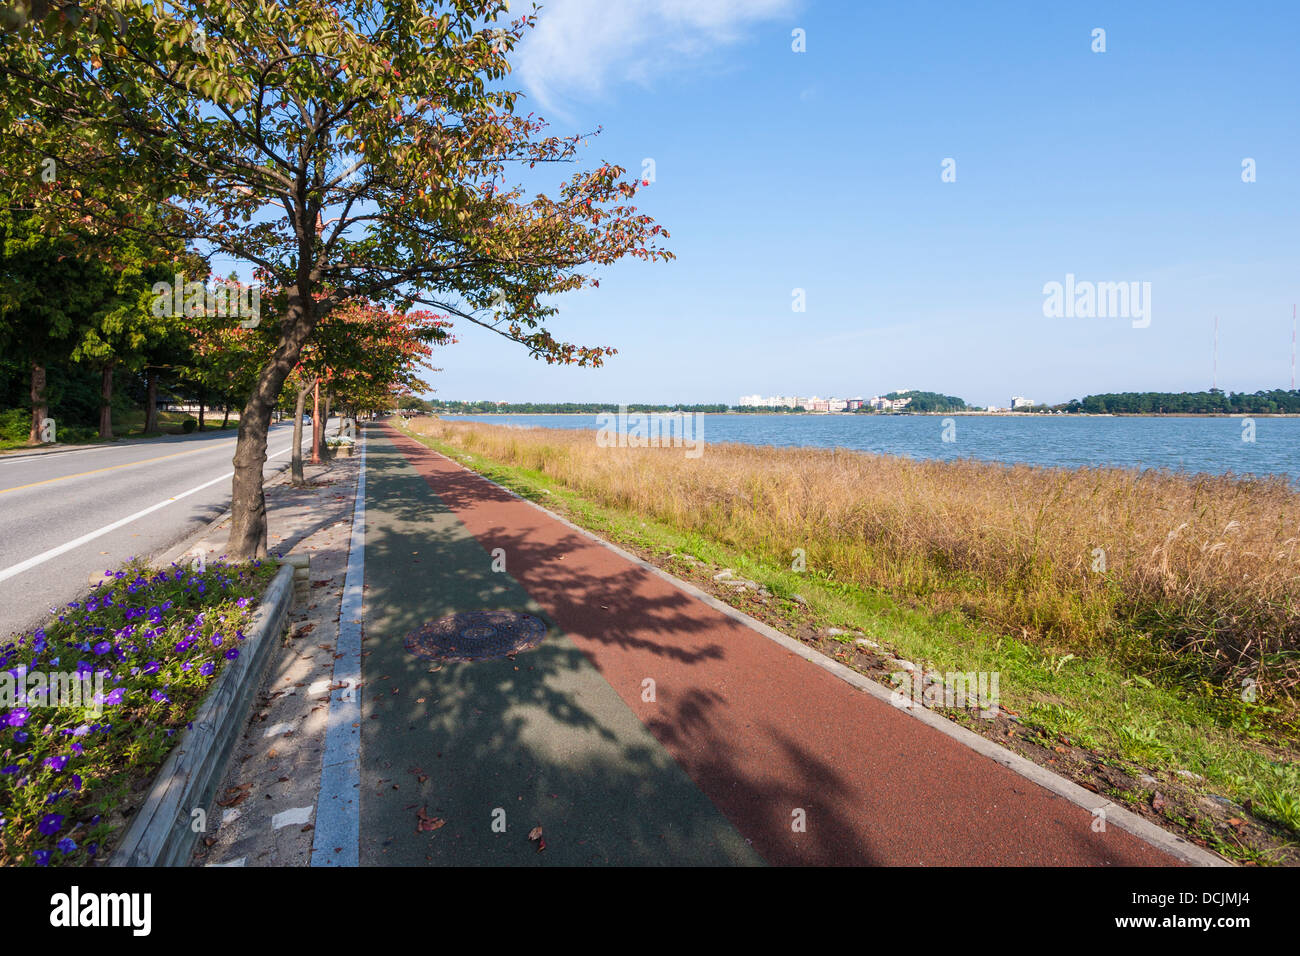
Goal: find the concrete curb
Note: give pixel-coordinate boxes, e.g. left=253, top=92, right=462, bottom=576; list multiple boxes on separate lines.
left=108, top=561, right=295, bottom=867
left=405, top=430, right=1230, bottom=868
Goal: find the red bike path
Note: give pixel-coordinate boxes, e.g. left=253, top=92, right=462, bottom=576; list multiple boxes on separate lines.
left=383, top=425, right=1178, bottom=866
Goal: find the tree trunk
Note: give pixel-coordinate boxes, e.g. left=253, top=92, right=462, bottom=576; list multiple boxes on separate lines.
left=320, top=388, right=334, bottom=460
left=98, top=363, right=114, bottom=440
left=143, top=369, right=159, bottom=434
left=29, top=362, right=47, bottom=444
left=290, top=381, right=312, bottom=486
left=226, top=286, right=320, bottom=560
left=221, top=401, right=231, bottom=429
left=198, top=387, right=206, bottom=432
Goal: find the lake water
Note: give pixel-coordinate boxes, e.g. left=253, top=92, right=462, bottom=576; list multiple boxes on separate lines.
left=441, top=413, right=1300, bottom=483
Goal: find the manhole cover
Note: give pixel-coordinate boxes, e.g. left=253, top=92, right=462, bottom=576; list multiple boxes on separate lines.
left=404, top=610, right=548, bottom=662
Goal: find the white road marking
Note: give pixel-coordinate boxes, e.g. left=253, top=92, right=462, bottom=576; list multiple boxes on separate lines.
left=0, top=424, right=300, bottom=468
left=0, top=440, right=302, bottom=584
left=272, top=806, right=314, bottom=830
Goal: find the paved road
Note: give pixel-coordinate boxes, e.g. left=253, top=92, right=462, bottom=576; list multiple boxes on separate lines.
left=341, top=424, right=1185, bottom=865
left=0, top=422, right=320, bottom=640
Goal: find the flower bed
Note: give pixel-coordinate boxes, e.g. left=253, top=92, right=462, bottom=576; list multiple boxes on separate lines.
left=0, top=556, right=278, bottom=866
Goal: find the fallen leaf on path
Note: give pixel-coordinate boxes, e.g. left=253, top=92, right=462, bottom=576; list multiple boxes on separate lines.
left=416, top=807, right=446, bottom=833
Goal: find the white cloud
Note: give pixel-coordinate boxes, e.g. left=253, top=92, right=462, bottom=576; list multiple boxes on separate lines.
left=514, top=0, right=794, bottom=113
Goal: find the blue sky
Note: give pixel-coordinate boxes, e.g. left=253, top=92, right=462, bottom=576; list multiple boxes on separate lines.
left=431, top=1, right=1300, bottom=407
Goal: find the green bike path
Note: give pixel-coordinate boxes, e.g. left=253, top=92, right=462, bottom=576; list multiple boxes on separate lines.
left=357, top=430, right=761, bottom=865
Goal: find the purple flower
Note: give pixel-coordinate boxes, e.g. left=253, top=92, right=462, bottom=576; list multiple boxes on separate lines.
left=5, top=708, right=29, bottom=728
left=224, top=649, right=239, bottom=661
left=37, top=813, right=64, bottom=835
left=34, top=850, right=51, bottom=866
left=57, top=837, right=76, bottom=854
left=199, top=662, right=215, bottom=677
left=12, top=731, right=26, bottom=744
left=150, top=690, right=168, bottom=704
left=71, top=774, right=82, bottom=791
left=93, top=641, right=111, bottom=655
left=211, top=634, right=223, bottom=648
left=143, top=661, right=161, bottom=675
left=44, top=755, right=69, bottom=772
left=1, top=765, right=17, bottom=775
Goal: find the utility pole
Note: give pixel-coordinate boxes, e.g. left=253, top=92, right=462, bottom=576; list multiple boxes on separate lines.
left=311, top=379, right=322, bottom=464
left=1212, top=315, right=1218, bottom=390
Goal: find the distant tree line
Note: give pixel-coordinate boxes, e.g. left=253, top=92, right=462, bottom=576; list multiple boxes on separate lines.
left=1047, top=389, right=1300, bottom=414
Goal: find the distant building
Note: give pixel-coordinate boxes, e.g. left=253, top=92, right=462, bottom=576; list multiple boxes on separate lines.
left=846, top=397, right=865, bottom=410
left=1010, top=396, right=1035, bottom=410
left=866, top=395, right=911, bottom=411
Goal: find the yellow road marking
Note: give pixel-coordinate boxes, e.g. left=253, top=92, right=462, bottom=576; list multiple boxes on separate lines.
left=0, top=441, right=236, bottom=495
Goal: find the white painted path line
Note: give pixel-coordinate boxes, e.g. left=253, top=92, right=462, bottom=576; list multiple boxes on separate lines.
left=0, top=441, right=301, bottom=584
left=310, top=429, right=366, bottom=867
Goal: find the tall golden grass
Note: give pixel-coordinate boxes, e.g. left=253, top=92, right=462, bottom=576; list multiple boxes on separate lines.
left=407, top=418, right=1300, bottom=698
